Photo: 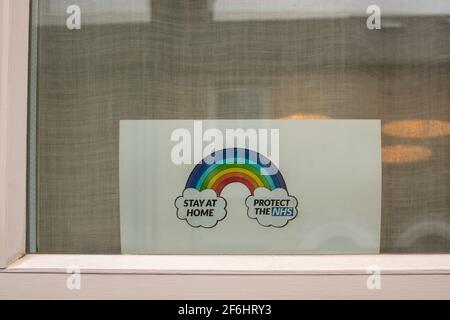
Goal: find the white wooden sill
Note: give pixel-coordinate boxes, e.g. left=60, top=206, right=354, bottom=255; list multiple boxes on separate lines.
left=4, top=254, right=450, bottom=275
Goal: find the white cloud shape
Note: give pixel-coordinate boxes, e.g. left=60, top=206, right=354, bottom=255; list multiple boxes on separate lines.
left=246, top=188, right=299, bottom=228
left=175, top=188, right=227, bottom=228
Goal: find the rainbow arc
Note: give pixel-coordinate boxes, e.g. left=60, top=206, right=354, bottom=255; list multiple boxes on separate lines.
left=185, top=148, right=286, bottom=196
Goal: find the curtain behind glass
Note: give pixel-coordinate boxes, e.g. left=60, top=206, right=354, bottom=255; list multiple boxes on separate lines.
left=32, top=0, right=450, bottom=253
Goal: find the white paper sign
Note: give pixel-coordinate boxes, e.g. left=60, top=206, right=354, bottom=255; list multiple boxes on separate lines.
left=120, top=120, right=381, bottom=254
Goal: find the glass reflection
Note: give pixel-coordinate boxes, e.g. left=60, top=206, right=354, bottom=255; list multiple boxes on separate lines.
left=44, top=0, right=152, bottom=25
left=282, top=114, right=331, bottom=120
left=382, top=145, right=432, bottom=164
left=383, top=120, right=450, bottom=139
left=211, top=0, right=450, bottom=21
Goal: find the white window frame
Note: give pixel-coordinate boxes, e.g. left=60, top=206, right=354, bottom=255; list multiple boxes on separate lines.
left=1, top=0, right=450, bottom=299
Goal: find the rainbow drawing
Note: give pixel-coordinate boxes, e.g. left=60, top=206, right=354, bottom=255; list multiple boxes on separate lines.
left=185, top=148, right=286, bottom=196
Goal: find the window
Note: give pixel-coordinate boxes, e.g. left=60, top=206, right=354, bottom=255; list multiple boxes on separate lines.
left=0, top=0, right=449, bottom=300
left=27, top=0, right=450, bottom=255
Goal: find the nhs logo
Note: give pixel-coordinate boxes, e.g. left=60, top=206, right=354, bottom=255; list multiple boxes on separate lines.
left=272, top=207, right=294, bottom=217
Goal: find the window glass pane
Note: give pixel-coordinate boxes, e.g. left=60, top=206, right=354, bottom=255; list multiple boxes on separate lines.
left=29, top=0, right=450, bottom=254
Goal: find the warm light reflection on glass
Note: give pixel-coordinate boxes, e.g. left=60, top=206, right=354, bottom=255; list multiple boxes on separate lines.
left=282, top=113, right=331, bottom=120
left=383, top=120, right=450, bottom=138
left=382, top=145, right=432, bottom=164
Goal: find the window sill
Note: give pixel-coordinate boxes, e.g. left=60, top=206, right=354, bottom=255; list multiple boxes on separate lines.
left=4, top=254, right=450, bottom=275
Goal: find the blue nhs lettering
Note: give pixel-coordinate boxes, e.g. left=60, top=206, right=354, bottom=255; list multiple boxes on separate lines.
left=272, top=207, right=294, bottom=216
